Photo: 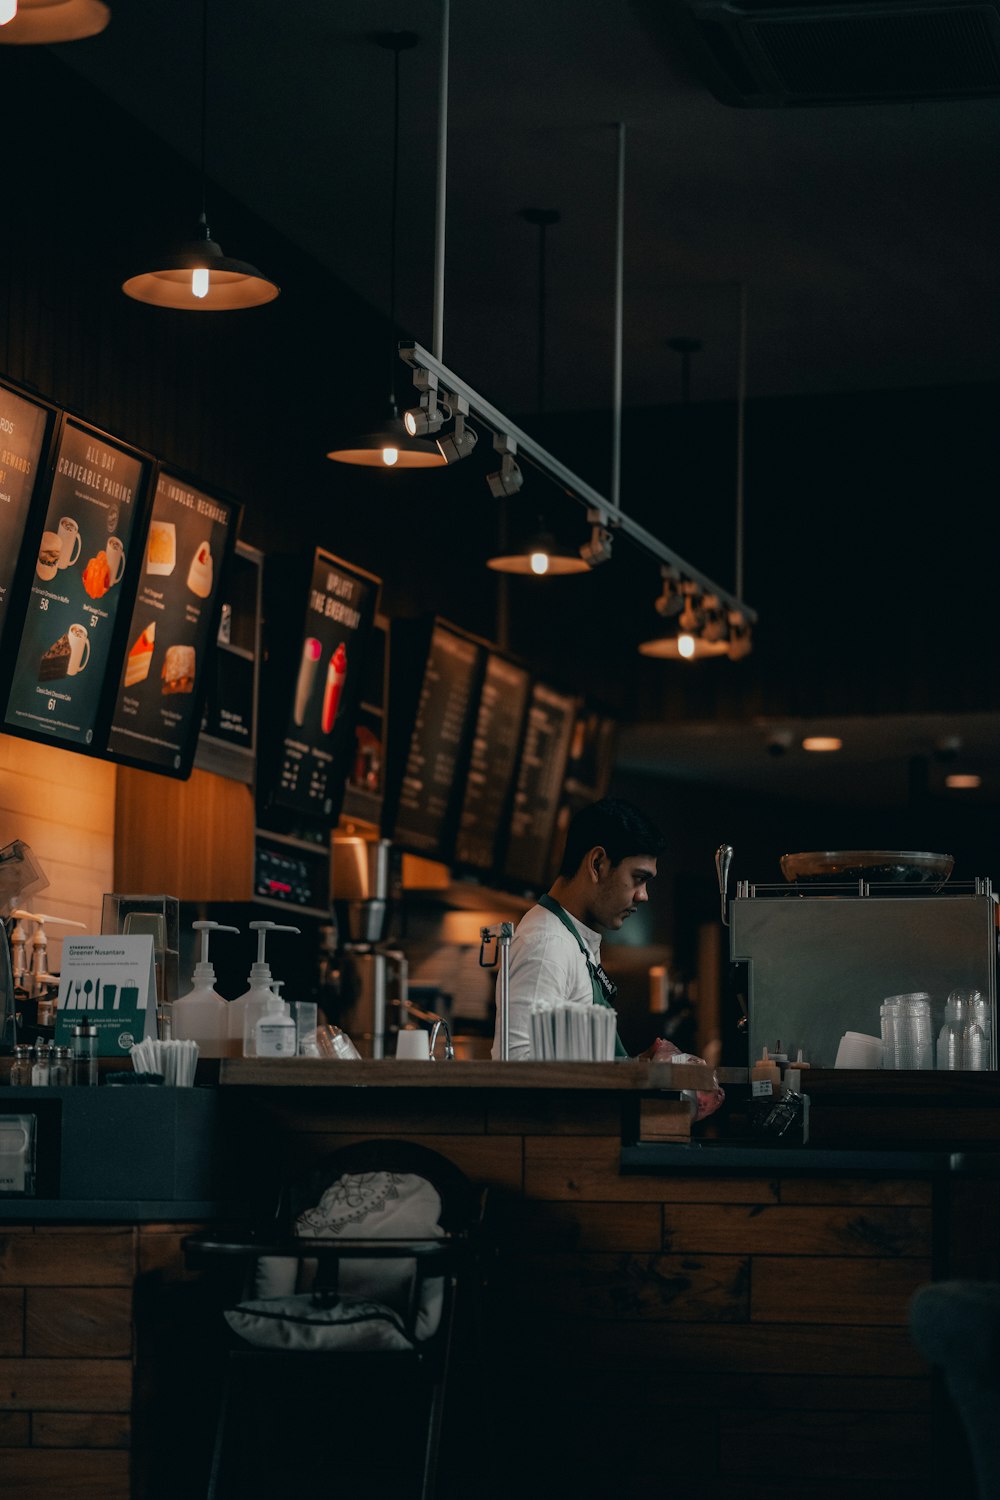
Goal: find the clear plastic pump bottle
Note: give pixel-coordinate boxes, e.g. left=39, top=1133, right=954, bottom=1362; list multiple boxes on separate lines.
left=171, top=921, right=240, bottom=1057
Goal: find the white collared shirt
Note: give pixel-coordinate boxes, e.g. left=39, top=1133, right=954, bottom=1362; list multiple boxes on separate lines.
left=491, top=901, right=602, bottom=1060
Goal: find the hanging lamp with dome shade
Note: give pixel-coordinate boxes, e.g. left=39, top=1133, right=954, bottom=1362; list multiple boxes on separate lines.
left=486, top=208, right=589, bottom=575
left=327, top=32, right=444, bottom=469
left=0, top=0, right=109, bottom=44
left=122, top=0, right=278, bottom=312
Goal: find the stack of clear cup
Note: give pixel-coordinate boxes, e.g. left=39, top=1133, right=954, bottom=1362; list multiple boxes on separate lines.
left=881, top=992, right=933, bottom=1070
left=938, top=988, right=990, bottom=1071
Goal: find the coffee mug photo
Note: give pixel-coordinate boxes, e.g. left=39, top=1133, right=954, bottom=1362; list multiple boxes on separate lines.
left=106, top=536, right=125, bottom=585
left=57, top=516, right=81, bottom=569
left=67, top=623, right=90, bottom=676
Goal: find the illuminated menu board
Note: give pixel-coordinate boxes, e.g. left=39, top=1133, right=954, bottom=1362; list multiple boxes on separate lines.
left=502, top=681, right=577, bottom=889
left=268, top=548, right=379, bottom=821
left=543, top=707, right=618, bottom=885
left=105, top=469, right=238, bottom=777
left=454, top=653, right=530, bottom=872
left=3, top=418, right=149, bottom=750
left=392, top=622, right=483, bottom=857
left=0, top=384, right=52, bottom=649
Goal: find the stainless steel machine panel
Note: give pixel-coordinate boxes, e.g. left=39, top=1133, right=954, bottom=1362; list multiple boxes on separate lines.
left=731, top=892, right=997, bottom=1069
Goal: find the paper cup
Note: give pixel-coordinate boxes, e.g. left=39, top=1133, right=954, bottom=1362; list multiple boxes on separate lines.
left=834, top=1031, right=883, bottom=1069
left=395, top=1029, right=430, bottom=1060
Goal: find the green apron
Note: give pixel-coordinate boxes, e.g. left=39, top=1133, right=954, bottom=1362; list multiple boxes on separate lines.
left=537, top=893, right=628, bottom=1059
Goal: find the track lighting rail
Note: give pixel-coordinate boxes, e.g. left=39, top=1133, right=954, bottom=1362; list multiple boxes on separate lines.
left=399, top=340, right=757, bottom=624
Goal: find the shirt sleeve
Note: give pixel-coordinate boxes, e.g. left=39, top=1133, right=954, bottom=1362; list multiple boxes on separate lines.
left=491, top=922, right=587, bottom=1061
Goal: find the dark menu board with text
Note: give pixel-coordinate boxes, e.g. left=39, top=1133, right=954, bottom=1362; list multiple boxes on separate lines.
left=105, top=470, right=237, bottom=776
left=0, top=385, right=51, bottom=647
left=454, top=653, right=530, bottom=871
left=392, top=622, right=483, bottom=856
left=502, top=681, right=577, bottom=889
left=3, top=419, right=147, bottom=749
left=270, top=548, right=379, bottom=820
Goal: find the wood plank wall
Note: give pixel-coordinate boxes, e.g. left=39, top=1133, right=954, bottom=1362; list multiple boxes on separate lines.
left=0, top=736, right=115, bottom=968
left=0, top=1222, right=205, bottom=1500
left=240, top=1088, right=940, bottom=1500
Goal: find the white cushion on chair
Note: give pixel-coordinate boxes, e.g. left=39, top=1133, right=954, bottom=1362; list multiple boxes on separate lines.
left=225, top=1293, right=414, bottom=1352
left=245, top=1171, right=446, bottom=1347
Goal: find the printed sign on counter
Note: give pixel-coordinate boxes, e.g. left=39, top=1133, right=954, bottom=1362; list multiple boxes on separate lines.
left=0, top=384, right=52, bottom=648
left=105, top=469, right=237, bottom=776
left=2, top=418, right=148, bottom=749
left=54, top=934, right=157, bottom=1056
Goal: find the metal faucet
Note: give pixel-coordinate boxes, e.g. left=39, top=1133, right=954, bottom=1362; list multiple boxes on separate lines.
left=429, top=1018, right=454, bottom=1061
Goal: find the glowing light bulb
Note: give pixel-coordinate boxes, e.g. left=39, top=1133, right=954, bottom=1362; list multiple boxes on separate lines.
left=192, top=267, right=210, bottom=300
left=0, top=1, right=17, bottom=26
left=677, top=633, right=696, bottom=659
left=530, top=551, right=550, bottom=575
left=382, top=446, right=399, bottom=467
left=802, top=736, right=842, bottom=752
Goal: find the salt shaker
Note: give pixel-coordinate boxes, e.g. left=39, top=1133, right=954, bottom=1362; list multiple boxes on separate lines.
left=30, top=1041, right=51, bottom=1086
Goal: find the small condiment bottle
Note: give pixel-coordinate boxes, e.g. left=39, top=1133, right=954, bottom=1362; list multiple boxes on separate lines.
left=751, top=1045, right=782, bottom=1092
left=9, top=1044, right=33, bottom=1087
left=784, top=1048, right=811, bottom=1092
left=30, top=1041, right=51, bottom=1087
left=49, top=1045, right=72, bottom=1087
left=71, top=1021, right=99, bottom=1087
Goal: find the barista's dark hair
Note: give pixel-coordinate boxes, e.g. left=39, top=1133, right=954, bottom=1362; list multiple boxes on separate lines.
left=558, top=797, right=665, bottom=877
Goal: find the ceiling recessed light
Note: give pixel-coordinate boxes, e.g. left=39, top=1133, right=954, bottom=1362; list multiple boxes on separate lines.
left=945, top=773, right=981, bottom=790
left=802, top=736, right=842, bottom=752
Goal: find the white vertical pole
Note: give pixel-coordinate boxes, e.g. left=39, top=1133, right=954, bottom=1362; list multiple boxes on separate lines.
left=432, top=0, right=449, bottom=362
left=611, top=122, right=626, bottom=514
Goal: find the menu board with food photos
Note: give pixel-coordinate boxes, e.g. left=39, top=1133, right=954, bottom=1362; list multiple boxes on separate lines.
left=0, top=383, right=54, bottom=651
left=2, top=418, right=150, bottom=750
left=391, top=621, right=484, bottom=858
left=266, top=548, right=380, bottom=822
left=453, top=652, right=531, bottom=872
left=105, top=469, right=238, bottom=776
left=502, top=680, right=577, bottom=890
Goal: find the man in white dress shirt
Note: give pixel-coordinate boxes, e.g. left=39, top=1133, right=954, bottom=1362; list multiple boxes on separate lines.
left=492, top=798, right=665, bottom=1060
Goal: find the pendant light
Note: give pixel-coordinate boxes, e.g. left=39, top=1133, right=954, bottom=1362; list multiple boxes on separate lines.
left=0, top=0, right=109, bottom=44
left=487, top=208, right=589, bottom=576
left=639, top=302, right=752, bottom=660
left=122, top=0, right=278, bottom=312
left=327, top=33, right=444, bottom=469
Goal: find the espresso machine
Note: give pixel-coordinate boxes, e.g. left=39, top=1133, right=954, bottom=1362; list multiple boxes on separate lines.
left=720, top=847, right=998, bottom=1069
left=331, top=836, right=408, bottom=1058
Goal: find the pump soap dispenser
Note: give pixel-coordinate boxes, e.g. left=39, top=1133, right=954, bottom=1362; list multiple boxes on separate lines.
left=172, top=921, right=240, bottom=1057
left=231, top=922, right=300, bottom=1057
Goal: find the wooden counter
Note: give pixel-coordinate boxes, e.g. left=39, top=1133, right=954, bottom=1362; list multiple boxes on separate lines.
left=219, top=1057, right=720, bottom=1090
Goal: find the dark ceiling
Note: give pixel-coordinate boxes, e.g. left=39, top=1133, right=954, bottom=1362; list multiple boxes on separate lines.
left=33, top=1, right=1000, bottom=815
left=61, top=0, right=1000, bottom=413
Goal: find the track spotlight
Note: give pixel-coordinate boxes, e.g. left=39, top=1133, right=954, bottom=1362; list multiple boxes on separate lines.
left=579, top=508, right=613, bottom=569
left=486, top=435, right=523, bottom=498
left=403, top=367, right=445, bottom=436
left=654, top=566, right=683, bottom=619
left=436, top=400, right=478, bottom=464
left=700, top=593, right=726, bottom=642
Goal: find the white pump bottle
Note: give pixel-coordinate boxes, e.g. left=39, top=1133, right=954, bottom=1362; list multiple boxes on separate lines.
left=171, top=921, right=240, bottom=1056
left=230, top=921, right=300, bottom=1057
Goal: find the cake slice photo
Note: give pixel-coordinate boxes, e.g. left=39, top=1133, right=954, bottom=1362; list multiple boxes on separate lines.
left=125, top=623, right=156, bottom=687
left=38, top=632, right=71, bottom=681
